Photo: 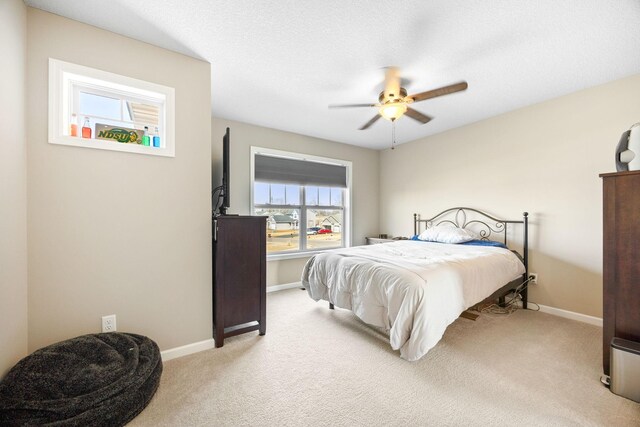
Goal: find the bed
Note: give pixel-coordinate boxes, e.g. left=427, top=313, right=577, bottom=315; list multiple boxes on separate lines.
left=301, top=207, right=529, bottom=361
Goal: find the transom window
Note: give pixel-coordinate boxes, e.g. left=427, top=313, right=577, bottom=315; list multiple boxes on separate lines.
left=48, top=58, right=175, bottom=157
left=73, top=86, right=161, bottom=135
left=251, top=148, right=351, bottom=257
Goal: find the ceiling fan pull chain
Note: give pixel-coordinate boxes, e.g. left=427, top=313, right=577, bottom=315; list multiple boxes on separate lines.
left=391, top=120, right=396, bottom=150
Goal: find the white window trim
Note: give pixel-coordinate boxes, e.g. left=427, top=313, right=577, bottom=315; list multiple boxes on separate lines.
left=250, top=146, right=353, bottom=261
left=48, top=58, right=175, bottom=157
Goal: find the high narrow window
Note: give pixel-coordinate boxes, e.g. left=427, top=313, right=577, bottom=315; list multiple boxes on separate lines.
left=49, top=58, right=175, bottom=157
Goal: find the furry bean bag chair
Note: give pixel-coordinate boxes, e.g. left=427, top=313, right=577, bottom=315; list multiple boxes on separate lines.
left=0, top=333, right=162, bottom=426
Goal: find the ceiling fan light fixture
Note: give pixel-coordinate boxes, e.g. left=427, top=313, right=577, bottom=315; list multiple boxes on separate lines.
left=379, top=102, right=407, bottom=121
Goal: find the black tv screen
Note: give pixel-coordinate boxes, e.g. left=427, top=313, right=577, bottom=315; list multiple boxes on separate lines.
left=220, top=127, right=230, bottom=215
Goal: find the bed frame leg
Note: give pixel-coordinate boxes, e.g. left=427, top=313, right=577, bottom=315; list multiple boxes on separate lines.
left=329, top=303, right=334, bottom=310
left=521, top=286, right=528, bottom=310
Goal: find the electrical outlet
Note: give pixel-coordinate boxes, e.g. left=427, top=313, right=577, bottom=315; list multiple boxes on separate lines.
left=529, top=273, right=538, bottom=284
left=102, top=314, right=117, bottom=333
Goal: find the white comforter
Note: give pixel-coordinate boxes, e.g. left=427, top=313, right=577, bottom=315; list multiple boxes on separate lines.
left=301, top=240, right=525, bottom=361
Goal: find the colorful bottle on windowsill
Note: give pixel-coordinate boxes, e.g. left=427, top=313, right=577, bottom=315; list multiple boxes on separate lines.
left=152, top=126, right=160, bottom=148
left=142, top=126, right=150, bottom=146
left=81, top=117, right=92, bottom=139
left=70, top=113, right=78, bottom=137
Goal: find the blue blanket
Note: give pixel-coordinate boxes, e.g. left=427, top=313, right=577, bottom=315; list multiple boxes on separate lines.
left=411, top=235, right=508, bottom=249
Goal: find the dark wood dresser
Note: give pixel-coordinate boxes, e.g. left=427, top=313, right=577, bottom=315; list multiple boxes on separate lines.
left=601, top=171, right=640, bottom=375
left=212, top=215, right=266, bottom=347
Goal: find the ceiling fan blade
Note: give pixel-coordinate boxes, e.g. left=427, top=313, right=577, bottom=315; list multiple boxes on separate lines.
left=405, top=108, right=433, bottom=124
left=359, top=114, right=381, bottom=130
left=329, top=103, right=377, bottom=109
left=409, top=81, right=468, bottom=103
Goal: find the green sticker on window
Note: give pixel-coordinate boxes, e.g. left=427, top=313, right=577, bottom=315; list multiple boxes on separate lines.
left=95, top=124, right=144, bottom=144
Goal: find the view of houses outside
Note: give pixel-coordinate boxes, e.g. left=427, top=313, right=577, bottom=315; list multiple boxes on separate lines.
left=255, top=208, right=300, bottom=252
left=254, top=182, right=344, bottom=253
left=307, top=209, right=342, bottom=250
left=254, top=207, right=343, bottom=253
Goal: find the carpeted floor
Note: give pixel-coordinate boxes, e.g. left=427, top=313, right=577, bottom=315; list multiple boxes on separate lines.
left=129, top=289, right=640, bottom=426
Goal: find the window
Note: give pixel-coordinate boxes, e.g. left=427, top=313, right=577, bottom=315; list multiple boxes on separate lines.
left=48, top=58, right=175, bottom=157
left=251, top=148, right=352, bottom=258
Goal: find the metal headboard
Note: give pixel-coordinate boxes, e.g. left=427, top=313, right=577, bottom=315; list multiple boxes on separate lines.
left=413, top=207, right=529, bottom=270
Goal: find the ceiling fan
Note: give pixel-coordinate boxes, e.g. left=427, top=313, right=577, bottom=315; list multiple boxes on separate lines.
left=329, top=67, right=468, bottom=130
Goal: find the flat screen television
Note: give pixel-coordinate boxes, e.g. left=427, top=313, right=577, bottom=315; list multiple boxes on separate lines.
left=220, top=127, right=230, bottom=215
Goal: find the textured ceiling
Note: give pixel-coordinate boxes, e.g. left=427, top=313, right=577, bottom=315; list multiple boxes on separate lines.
left=26, top=0, right=640, bottom=149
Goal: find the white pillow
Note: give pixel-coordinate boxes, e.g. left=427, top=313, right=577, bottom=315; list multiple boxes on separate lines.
left=417, top=224, right=477, bottom=244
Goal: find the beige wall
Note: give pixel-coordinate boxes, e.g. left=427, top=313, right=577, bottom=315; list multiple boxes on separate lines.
left=380, top=73, right=640, bottom=318
left=0, top=0, right=28, bottom=377
left=26, top=9, right=212, bottom=352
left=211, top=118, right=380, bottom=286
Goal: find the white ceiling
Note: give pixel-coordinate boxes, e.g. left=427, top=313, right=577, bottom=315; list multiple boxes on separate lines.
left=25, top=0, right=640, bottom=150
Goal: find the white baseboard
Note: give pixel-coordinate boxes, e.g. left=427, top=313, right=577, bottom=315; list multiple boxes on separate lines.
left=533, top=303, right=603, bottom=327
left=267, top=282, right=303, bottom=293
left=160, top=338, right=216, bottom=361
left=160, top=283, right=303, bottom=362
left=159, top=294, right=601, bottom=362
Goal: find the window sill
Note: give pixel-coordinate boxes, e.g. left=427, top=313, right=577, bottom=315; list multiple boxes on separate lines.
left=267, top=248, right=344, bottom=262
left=49, top=135, right=175, bottom=157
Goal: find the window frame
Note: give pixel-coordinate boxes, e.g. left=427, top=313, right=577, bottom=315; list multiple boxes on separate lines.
left=250, top=147, right=352, bottom=261
left=48, top=58, right=175, bottom=157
